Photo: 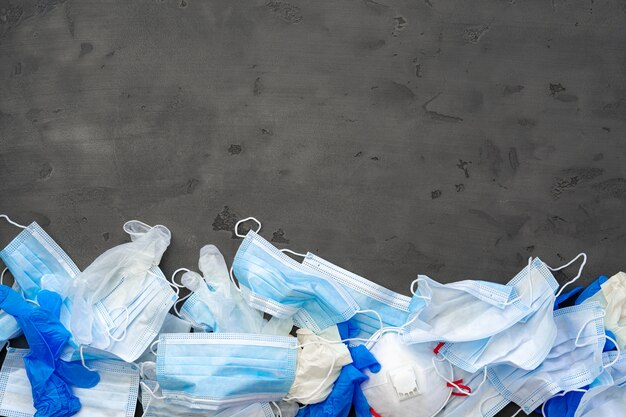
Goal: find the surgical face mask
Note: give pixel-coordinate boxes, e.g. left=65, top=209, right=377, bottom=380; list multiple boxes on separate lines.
left=361, top=333, right=454, bottom=417
left=402, top=274, right=530, bottom=345
left=0, top=216, right=79, bottom=342
left=585, top=271, right=626, bottom=349
left=440, top=258, right=559, bottom=372
left=178, top=283, right=216, bottom=331
left=300, top=253, right=411, bottom=340
left=572, top=350, right=626, bottom=417
left=69, top=220, right=171, bottom=348
left=139, top=380, right=292, bottom=417
left=135, top=313, right=192, bottom=364
left=231, top=218, right=359, bottom=332
left=487, top=302, right=606, bottom=414
left=0, top=347, right=140, bottom=417
left=155, top=332, right=298, bottom=410
left=92, top=266, right=177, bottom=362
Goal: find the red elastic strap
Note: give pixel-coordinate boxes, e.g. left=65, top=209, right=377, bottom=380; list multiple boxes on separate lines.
left=370, top=407, right=382, bottom=417
left=447, top=378, right=472, bottom=396
left=433, top=342, right=445, bottom=354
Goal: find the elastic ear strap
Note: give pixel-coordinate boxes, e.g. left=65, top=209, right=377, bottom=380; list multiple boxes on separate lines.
left=603, top=336, right=621, bottom=369
left=229, top=265, right=242, bottom=292
left=80, top=345, right=97, bottom=372
left=0, top=268, right=7, bottom=285
left=106, top=306, right=130, bottom=342
left=270, top=401, right=283, bottom=417
left=0, top=215, right=26, bottom=229
left=280, top=248, right=307, bottom=258
left=234, top=217, right=262, bottom=237
left=410, top=277, right=432, bottom=300
left=550, top=253, right=587, bottom=298
left=150, top=340, right=160, bottom=356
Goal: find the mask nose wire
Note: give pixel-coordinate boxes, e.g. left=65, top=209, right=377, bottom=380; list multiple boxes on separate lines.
left=0, top=215, right=27, bottom=229
left=548, top=253, right=587, bottom=298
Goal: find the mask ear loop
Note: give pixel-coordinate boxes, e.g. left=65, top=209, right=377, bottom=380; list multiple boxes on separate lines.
left=410, top=277, right=433, bottom=300
left=431, top=357, right=488, bottom=397
left=270, top=401, right=283, bottom=417
left=573, top=311, right=620, bottom=368
left=170, top=268, right=193, bottom=317
left=140, top=381, right=166, bottom=417
left=280, top=248, right=307, bottom=258
left=234, top=217, right=262, bottom=238
left=283, top=342, right=337, bottom=403
left=0, top=215, right=27, bottom=229
left=0, top=267, right=8, bottom=285
left=150, top=340, right=160, bottom=356
left=229, top=265, right=242, bottom=293
left=79, top=345, right=97, bottom=372
left=106, top=306, right=130, bottom=342
left=548, top=253, right=587, bottom=298
left=353, top=309, right=384, bottom=336
left=541, top=389, right=587, bottom=417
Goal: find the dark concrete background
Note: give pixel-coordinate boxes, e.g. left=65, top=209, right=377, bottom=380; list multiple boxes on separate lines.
left=0, top=0, right=625, bottom=416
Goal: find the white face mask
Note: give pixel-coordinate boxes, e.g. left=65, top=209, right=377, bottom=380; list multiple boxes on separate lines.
left=361, top=333, right=454, bottom=417
left=0, top=348, right=140, bottom=417
left=585, top=271, right=626, bottom=349
left=285, top=326, right=353, bottom=404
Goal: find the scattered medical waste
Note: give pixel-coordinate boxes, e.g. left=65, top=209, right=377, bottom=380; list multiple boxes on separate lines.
left=0, top=213, right=623, bottom=417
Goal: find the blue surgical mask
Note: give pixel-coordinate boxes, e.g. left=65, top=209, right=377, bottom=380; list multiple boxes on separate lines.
left=487, top=302, right=606, bottom=414
left=300, top=253, right=411, bottom=340
left=0, top=347, right=140, bottom=417
left=155, top=332, right=298, bottom=410
left=179, top=289, right=216, bottom=332
left=440, top=258, right=559, bottom=372
left=0, top=216, right=79, bottom=345
left=231, top=219, right=359, bottom=332
left=402, top=275, right=530, bottom=345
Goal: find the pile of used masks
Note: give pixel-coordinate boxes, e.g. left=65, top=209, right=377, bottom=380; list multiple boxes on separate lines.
left=0, top=213, right=624, bottom=417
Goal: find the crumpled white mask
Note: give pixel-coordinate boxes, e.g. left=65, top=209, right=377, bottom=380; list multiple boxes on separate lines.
left=286, top=326, right=353, bottom=404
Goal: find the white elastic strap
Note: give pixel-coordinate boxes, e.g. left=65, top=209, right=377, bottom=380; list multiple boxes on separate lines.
left=511, top=407, right=524, bottom=417
left=541, top=389, right=588, bottom=417
left=171, top=268, right=190, bottom=288
left=234, top=217, right=262, bottom=238
left=603, top=336, right=621, bottom=368
left=431, top=357, right=487, bottom=397
left=283, top=343, right=337, bottom=403
left=0, top=215, right=27, bottom=229
left=548, top=253, right=587, bottom=298
left=270, top=401, right=283, bottom=417
left=354, top=309, right=384, bottom=334
left=229, top=265, right=242, bottom=292
left=150, top=339, right=160, bottom=356
left=106, top=306, right=130, bottom=342
left=173, top=292, right=192, bottom=318
left=80, top=345, right=97, bottom=372
left=410, top=277, right=432, bottom=300
left=280, top=248, right=307, bottom=258
left=0, top=268, right=7, bottom=285
left=140, top=381, right=166, bottom=417
left=574, top=310, right=609, bottom=350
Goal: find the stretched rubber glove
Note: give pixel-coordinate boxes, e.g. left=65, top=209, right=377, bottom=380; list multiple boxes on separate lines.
left=575, top=275, right=609, bottom=305
left=337, top=321, right=381, bottom=417
left=180, top=245, right=292, bottom=334
left=297, top=364, right=368, bottom=417
left=0, top=285, right=99, bottom=417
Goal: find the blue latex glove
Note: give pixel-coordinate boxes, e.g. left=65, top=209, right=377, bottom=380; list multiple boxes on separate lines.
left=554, top=286, right=583, bottom=309
left=297, top=364, right=368, bottom=417
left=0, top=285, right=99, bottom=417
left=536, top=388, right=585, bottom=416
left=575, top=275, right=608, bottom=305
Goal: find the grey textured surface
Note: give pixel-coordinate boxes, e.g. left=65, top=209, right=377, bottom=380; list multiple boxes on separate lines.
left=0, top=0, right=625, bottom=416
